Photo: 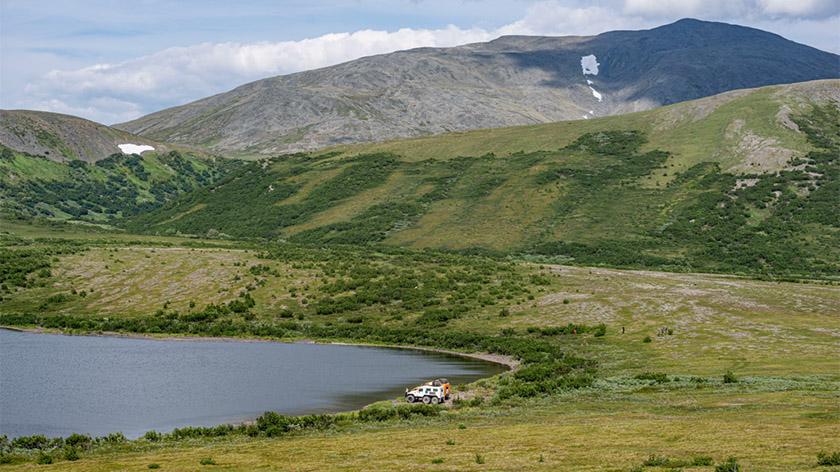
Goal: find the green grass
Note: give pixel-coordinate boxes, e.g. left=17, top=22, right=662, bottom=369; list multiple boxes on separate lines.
left=124, top=81, right=840, bottom=279
left=0, top=147, right=241, bottom=223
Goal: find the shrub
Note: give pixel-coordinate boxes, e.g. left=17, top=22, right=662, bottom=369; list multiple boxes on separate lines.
left=723, top=371, right=738, bottom=384
left=693, top=456, right=714, bottom=466
left=103, top=431, right=127, bottom=444
left=643, top=336, right=652, bottom=343
left=475, top=453, right=485, bottom=464
left=635, top=372, right=670, bottom=383
left=431, top=458, right=444, bottom=464
left=10, top=434, right=48, bottom=449
left=148, top=464, right=160, bottom=469
left=715, top=457, right=740, bottom=472
left=65, top=432, right=91, bottom=449
left=63, top=446, right=79, bottom=461
left=458, top=424, right=467, bottom=430
left=144, top=430, right=161, bottom=442
left=200, top=457, right=216, bottom=465
left=445, top=440, right=455, bottom=445
left=36, top=452, right=53, bottom=464
left=817, top=451, right=840, bottom=466
left=643, top=454, right=669, bottom=466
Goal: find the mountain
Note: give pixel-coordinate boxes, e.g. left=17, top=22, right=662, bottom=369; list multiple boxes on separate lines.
left=0, top=110, right=170, bottom=163
left=0, top=110, right=240, bottom=222
left=126, top=80, right=840, bottom=277
left=116, top=19, right=840, bottom=156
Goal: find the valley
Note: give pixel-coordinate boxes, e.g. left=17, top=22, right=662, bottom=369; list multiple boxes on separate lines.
left=0, top=16, right=838, bottom=472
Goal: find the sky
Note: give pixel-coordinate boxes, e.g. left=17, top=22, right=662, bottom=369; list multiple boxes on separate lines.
left=2, top=0, right=838, bottom=125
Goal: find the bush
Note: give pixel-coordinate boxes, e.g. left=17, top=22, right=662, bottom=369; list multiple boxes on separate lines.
left=643, top=454, right=669, bottom=466
left=200, top=457, right=216, bottom=465
left=643, top=335, right=652, bottom=343
left=693, top=456, right=714, bottom=466
left=715, top=457, right=740, bottom=472
left=65, top=432, right=91, bottom=449
left=475, top=453, right=485, bottom=464
left=36, top=452, right=53, bottom=464
left=635, top=372, right=670, bottom=383
left=431, top=458, right=444, bottom=464
left=144, top=430, right=161, bottom=442
left=817, top=451, right=840, bottom=466
left=103, top=431, right=127, bottom=444
left=723, top=371, right=738, bottom=384
left=10, top=434, right=49, bottom=449
left=148, top=464, right=160, bottom=469
left=63, top=446, right=79, bottom=461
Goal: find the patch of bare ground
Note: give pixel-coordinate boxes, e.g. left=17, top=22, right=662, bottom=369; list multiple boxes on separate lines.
left=51, top=247, right=258, bottom=315
left=653, top=89, right=752, bottom=131
left=511, top=264, right=840, bottom=374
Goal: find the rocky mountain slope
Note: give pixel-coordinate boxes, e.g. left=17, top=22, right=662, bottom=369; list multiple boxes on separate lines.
left=116, top=19, right=840, bottom=156
left=126, top=80, right=840, bottom=277
left=0, top=110, right=170, bottom=163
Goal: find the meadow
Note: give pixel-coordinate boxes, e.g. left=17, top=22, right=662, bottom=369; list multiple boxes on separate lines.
left=1, top=221, right=837, bottom=471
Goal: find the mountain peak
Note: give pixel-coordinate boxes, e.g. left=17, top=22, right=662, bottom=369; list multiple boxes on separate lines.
left=115, top=21, right=839, bottom=156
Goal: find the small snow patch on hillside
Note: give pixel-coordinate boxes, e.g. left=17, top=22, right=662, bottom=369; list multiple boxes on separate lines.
left=581, top=55, right=599, bottom=75
left=118, top=144, right=154, bottom=154
left=589, top=87, right=603, bottom=102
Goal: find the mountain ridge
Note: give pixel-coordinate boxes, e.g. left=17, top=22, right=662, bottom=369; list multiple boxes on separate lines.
left=0, top=109, right=171, bottom=163
left=116, top=19, right=840, bottom=156
left=124, top=80, right=840, bottom=277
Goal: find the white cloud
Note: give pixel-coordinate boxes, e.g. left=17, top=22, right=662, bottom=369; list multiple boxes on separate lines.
left=622, top=0, right=839, bottom=19
left=757, top=0, right=839, bottom=18
left=497, top=4, right=642, bottom=36
left=23, top=25, right=495, bottom=124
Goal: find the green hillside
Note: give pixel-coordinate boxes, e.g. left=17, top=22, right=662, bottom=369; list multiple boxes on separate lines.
left=0, top=147, right=241, bottom=223
left=127, top=80, right=840, bottom=278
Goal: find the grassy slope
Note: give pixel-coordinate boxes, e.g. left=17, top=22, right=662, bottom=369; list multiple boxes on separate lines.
left=0, top=148, right=240, bottom=223
left=127, top=80, right=840, bottom=278
left=0, top=223, right=837, bottom=471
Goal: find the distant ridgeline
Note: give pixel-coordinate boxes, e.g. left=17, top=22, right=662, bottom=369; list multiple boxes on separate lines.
left=0, top=146, right=241, bottom=222
left=128, top=103, right=839, bottom=279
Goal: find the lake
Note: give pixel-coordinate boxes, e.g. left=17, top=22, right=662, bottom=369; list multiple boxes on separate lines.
left=0, top=329, right=506, bottom=439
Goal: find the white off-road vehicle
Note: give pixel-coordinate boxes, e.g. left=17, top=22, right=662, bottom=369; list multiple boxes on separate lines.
left=405, top=385, right=446, bottom=405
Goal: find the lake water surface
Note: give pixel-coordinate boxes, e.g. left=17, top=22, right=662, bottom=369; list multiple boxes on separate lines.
left=0, top=329, right=506, bottom=439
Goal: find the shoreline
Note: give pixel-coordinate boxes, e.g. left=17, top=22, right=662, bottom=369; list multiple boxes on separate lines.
left=1, top=325, right=515, bottom=437
left=0, top=325, right=519, bottom=369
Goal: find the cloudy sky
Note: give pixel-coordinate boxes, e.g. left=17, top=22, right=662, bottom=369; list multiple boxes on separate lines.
left=2, top=0, right=838, bottom=124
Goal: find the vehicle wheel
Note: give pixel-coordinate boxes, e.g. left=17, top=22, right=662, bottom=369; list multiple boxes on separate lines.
left=422, top=396, right=431, bottom=404
left=406, top=395, right=415, bottom=403
left=431, top=396, right=440, bottom=404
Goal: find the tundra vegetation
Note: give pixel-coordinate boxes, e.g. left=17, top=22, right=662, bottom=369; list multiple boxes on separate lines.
left=0, top=222, right=837, bottom=471
left=0, top=89, right=837, bottom=470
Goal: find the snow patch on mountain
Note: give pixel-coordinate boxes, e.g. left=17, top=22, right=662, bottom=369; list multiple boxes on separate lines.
left=118, top=144, right=154, bottom=154
left=581, top=55, right=599, bottom=75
